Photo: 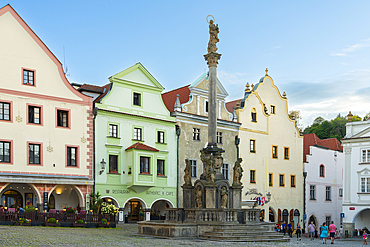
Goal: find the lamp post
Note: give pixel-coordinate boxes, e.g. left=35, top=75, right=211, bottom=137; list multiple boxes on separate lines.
left=99, top=159, right=106, bottom=175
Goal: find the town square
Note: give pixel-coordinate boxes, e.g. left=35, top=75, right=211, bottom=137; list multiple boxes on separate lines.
left=0, top=0, right=370, bottom=246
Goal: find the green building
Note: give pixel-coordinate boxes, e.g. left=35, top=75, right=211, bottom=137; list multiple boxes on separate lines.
left=79, top=63, right=177, bottom=221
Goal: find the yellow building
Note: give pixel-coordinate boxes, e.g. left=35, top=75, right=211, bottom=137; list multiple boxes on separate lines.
left=227, top=71, right=303, bottom=227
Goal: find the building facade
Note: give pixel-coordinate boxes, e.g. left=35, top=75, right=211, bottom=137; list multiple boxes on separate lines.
left=85, top=63, right=177, bottom=221
left=341, top=116, right=370, bottom=236
left=162, top=73, right=240, bottom=208
left=303, top=133, right=344, bottom=231
left=227, top=73, right=303, bottom=227
left=0, top=5, right=93, bottom=210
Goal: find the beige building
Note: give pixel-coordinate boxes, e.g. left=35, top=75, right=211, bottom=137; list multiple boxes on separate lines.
left=0, top=5, right=93, bottom=210
left=227, top=72, right=303, bottom=227
left=162, top=73, right=241, bottom=207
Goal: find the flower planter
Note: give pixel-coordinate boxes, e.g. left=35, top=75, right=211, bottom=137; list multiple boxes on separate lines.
left=98, top=223, right=110, bottom=228
left=73, top=223, right=87, bottom=227
left=45, top=223, right=60, bottom=227
left=15, top=222, right=31, bottom=226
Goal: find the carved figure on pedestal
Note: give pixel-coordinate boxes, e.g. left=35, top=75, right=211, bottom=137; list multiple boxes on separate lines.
left=233, top=158, right=243, bottom=186
left=207, top=19, right=219, bottom=53
left=184, top=159, right=192, bottom=186
left=200, top=151, right=216, bottom=183
left=195, top=186, right=203, bottom=208
left=220, top=186, right=228, bottom=209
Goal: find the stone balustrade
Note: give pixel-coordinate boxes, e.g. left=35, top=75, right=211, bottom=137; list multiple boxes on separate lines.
left=165, top=208, right=240, bottom=223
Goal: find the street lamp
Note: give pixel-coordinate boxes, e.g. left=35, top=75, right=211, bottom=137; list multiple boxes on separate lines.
left=99, top=159, right=106, bottom=175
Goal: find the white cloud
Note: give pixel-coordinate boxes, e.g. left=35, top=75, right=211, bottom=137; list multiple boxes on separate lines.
left=330, top=38, right=370, bottom=56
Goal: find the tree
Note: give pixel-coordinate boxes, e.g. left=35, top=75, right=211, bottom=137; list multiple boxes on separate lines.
left=364, top=112, right=370, bottom=121
left=352, top=115, right=362, bottom=122
left=303, top=115, right=348, bottom=141
left=89, top=191, right=103, bottom=214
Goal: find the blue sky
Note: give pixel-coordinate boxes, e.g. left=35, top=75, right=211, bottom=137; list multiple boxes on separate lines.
left=2, top=1, right=370, bottom=127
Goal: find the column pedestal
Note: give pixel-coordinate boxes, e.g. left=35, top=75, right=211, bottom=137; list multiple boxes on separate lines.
left=231, top=185, right=243, bottom=209
left=182, top=185, right=194, bottom=208
left=205, top=185, right=217, bottom=208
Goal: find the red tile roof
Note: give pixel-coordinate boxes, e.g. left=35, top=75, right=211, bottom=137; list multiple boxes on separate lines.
left=225, top=99, right=242, bottom=113
left=162, top=85, right=190, bottom=112
left=125, top=142, right=159, bottom=152
left=94, top=84, right=111, bottom=103
left=78, top=84, right=106, bottom=93
left=303, top=133, right=343, bottom=162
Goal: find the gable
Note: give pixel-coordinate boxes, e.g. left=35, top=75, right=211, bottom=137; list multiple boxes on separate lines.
left=352, top=126, right=370, bottom=139
left=110, top=63, right=164, bottom=91
left=0, top=5, right=90, bottom=105
left=189, top=73, right=228, bottom=98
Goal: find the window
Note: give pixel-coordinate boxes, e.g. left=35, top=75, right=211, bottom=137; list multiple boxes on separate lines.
left=66, top=147, right=77, bottom=167
left=291, top=175, right=296, bottom=187
left=133, top=93, right=141, bottom=106
left=134, top=128, right=142, bottom=141
left=362, top=150, right=370, bottom=163
left=57, top=109, right=69, bottom=128
left=157, top=159, right=165, bottom=176
left=0, top=141, right=11, bottom=163
left=284, top=147, right=289, bottom=160
left=29, top=143, right=41, bottom=165
left=251, top=108, right=257, bottom=122
left=310, top=185, right=316, bottom=200
left=190, top=160, right=197, bottom=177
left=217, top=132, right=222, bottom=144
left=157, top=131, right=165, bottom=143
left=109, top=155, right=118, bottom=173
left=193, top=128, right=200, bottom=141
left=325, top=216, right=331, bottom=227
left=140, top=157, right=150, bottom=174
left=250, top=170, right=256, bottom=183
left=23, top=69, right=34, bottom=85
left=109, top=124, right=118, bottom=138
left=361, top=177, right=370, bottom=193
left=320, top=164, right=325, bottom=177
left=279, top=174, right=285, bottom=187
left=222, top=163, right=229, bottom=180
left=272, top=146, right=278, bottom=159
left=205, top=101, right=209, bottom=113
left=339, top=188, right=343, bottom=197
left=250, top=139, right=256, bottom=153
left=269, top=173, right=273, bottom=186
left=270, top=105, right=275, bottom=114
left=326, top=186, right=331, bottom=201
left=0, top=102, right=10, bottom=121
left=28, top=106, right=41, bottom=124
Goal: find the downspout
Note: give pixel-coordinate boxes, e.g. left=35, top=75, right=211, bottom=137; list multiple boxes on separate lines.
left=303, top=171, right=307, bottom=228
left=176, top=126, right=181, bottom=208
left=92, top=107, right=98, bottom=195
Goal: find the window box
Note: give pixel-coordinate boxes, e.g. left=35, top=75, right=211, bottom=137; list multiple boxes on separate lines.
left=269, top=182, right=273, bottom=186
left=280, top=184, right=285, bottom=186
left=250, top=180, right=256, bottom=184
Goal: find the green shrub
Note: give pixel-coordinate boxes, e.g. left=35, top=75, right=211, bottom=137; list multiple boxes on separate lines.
left=101, top=219, right=108, bottom=225
left=47, top=218, right=56, bottom=223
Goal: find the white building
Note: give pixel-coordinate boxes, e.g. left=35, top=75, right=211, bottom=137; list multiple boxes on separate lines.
left=342, top=114, right=370, bottom=237
left=304, top=133, right=343, bottom=232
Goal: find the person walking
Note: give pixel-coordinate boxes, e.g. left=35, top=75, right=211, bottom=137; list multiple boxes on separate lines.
left=320, top=222, right=329, bottom=244
left=329, top=221, right=336, bottom=244
left=287, top=222, right=293, bottom=238
left=308, top=221, right=316, bottom=241
left=282, top=221, right=286, bottom=236
left=364, top=230, right=368, bottom=245
left=296, top=223, right=302, bottom=241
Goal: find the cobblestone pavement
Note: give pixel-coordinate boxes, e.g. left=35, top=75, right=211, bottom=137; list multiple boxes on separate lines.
left=0, top=223, right=365, bottom=246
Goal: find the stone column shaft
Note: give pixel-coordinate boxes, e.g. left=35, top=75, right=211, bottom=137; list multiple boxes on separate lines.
left=208, top=65, right=217, bottom=145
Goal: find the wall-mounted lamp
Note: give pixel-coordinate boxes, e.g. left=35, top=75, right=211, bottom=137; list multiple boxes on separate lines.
left=56, top=191, right=61, bottom=195
left=99, top=159, right=106, bottom=175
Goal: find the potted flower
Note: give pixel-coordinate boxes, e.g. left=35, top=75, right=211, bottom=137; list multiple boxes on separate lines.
left=98, top=218, right=110, bottom=228
left=250, top=180, right=256, bottom=183
left=16, top=218, right=31, bottom=226
left=64, top=207, right=76, bottom=214
left=45, top=217, right=60, bottom=227
left=73, top=219, right=87, bottom=227
left=269, top=182, right=273, bottom=186
left=354, top=229, right=358, bottom=236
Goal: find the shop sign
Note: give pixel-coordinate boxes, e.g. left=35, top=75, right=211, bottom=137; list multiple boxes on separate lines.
left=43, top=192, right=48, bottom=210
left=111, top=190, right=130, bottom=194
left=340, top=213, right=345, bottom=218
left=146, top=190, right=174, bottom=196
left=349, top=207, right=355, bottom=210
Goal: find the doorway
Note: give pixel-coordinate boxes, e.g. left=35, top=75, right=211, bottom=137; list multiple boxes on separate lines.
left=1, top=190, right=23, bottom=208
left=127, top=199, right=143, bottom=221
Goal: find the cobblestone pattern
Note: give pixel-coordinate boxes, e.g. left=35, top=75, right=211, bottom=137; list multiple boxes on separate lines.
left=0, top=224, right=365, bottom=246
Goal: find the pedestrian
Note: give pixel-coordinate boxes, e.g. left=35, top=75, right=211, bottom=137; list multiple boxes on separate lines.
left=296, top=223, right=302, bottom=240
left=308, top=221, right=316, bottom=241
left=364, top=230, right=368, bottom=245
left=339, top=225, right=343, bottom=237
left=282, top=221, right=286, bottom=236
left=287, top=222, right=293, bottom=238
left=275, top=223, right=280, bottom=232
left=16, top=205, right=24, bottom=213
left=328, top=221, right=336, bottom=244
left=320, top=222, right=329, bottom=244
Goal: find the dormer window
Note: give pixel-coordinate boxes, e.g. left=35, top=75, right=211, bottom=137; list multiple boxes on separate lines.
left=251, top=108, right=257, bottom=122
